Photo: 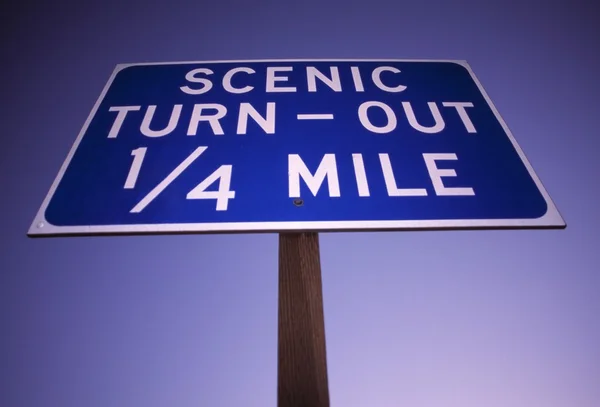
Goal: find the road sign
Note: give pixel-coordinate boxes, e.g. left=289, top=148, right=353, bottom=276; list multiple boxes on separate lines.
left=29, top=59, right=565, bottom=236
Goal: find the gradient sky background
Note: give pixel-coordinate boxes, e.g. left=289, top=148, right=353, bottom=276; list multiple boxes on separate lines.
left=1, top=1, right=599, bottom=406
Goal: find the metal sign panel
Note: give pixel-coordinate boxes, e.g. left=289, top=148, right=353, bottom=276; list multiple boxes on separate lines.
left=29, top=59, right=564, bottom=236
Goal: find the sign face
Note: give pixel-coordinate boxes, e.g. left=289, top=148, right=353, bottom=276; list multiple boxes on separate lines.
left=29, top=59, right=565, bottom=236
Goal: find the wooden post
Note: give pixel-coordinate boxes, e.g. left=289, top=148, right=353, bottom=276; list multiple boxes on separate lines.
left=278, top=232, right=330, bottom=407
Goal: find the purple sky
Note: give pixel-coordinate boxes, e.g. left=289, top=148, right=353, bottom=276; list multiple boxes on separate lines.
left=2, top=1, right=599, bottom=406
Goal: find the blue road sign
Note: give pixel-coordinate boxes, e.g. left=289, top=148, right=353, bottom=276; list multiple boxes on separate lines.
left=29, top=59, right=564, bottom=235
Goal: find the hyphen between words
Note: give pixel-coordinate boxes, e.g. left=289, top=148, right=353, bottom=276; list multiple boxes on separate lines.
left=113, top=65, right=479, bottom=204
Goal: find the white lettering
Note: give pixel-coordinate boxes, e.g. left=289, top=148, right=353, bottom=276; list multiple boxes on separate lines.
left=223, top=67, right=255, bottom=94
left=107, top=106, right=141, bottom=138
left=402, top=102, right=445, bottom=134
left=423, top=153, right=475, bottom=196
left=237, top=103, right=275, bottom=134
left=372, top=66, right=407, bottom=93
left=358, top=101, right=397, bottom=134
left=131, top=147, right=207, bottom=213
left=442, top=102, right=476, bottom=133
left=351, top=66, right=365, bottom=92
left=352, top=154, right=370, bottom=196
left=187, top=165, right=235, bottom=211
left=124, top=147, right=147, bottom=189
left=187, top=104, right=227, bottom=136
left=289, top=154, right=340, bottom=197
left=140, top=105, right=182, bottom=138
left=379, top=154, right=427, bottom=196
left=180, top=68, right=214, bottom=95
left=266, top=67, right=296, bottom=92
left=307, top=66, right=342, bottom=92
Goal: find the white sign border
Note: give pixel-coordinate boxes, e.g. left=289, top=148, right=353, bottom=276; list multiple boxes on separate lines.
left=28, top=59, right=566, bottom=236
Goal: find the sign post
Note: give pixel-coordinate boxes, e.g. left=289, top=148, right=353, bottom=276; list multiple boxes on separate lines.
left=278, top=233, right=329, bottom=407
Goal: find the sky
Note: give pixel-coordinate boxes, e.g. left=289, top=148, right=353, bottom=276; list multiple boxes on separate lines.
left=1, top=1, right=599, bottom=406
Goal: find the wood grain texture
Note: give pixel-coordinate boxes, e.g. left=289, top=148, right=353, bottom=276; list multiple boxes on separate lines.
left=278, top=233, right=330, bottom=407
